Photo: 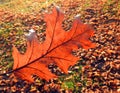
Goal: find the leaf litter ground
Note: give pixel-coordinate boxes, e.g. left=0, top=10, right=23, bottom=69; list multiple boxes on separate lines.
left=0, top=0, right=120, bottom=93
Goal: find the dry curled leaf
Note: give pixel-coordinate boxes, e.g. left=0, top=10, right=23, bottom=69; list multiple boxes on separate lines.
left=12, top=7, right=96, bottom=82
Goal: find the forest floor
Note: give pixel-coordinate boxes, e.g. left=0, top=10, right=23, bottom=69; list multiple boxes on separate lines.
left=0, top=0, right=120, bottom=93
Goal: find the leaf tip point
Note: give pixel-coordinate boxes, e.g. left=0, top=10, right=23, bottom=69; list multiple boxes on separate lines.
left=55, top=5, right=60, bottom=10
left=44, top=10, right=48, bottom=13
left=25, top=29, right=36, bottom=41
left=74, top=14, right=81, bottom=19
left=29, top=29, right=35, bottom=33
left=54, top=5, right=64, bottom=13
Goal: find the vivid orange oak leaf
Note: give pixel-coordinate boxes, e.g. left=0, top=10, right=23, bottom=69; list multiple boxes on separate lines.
left=12, top=7, right=96, bottom=82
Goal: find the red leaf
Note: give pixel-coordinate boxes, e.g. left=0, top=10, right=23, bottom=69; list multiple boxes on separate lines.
left=12, top=7, right=96, bottom=82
